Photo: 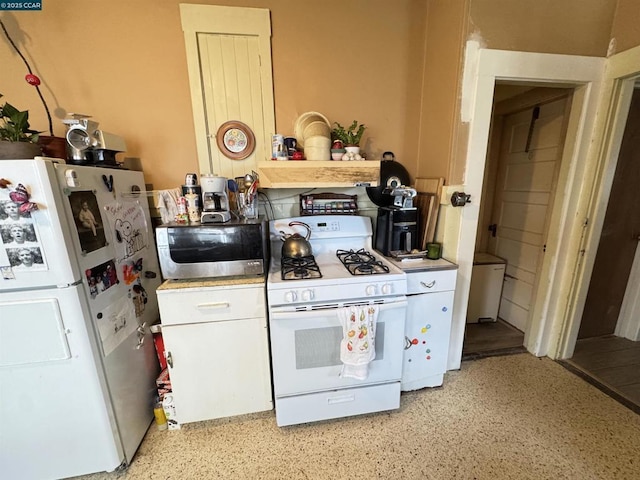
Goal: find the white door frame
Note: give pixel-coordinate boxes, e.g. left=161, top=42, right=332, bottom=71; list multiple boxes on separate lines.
left=557, top=45, right=640, bottom=357
left=449, top=42, right=605, bottom=370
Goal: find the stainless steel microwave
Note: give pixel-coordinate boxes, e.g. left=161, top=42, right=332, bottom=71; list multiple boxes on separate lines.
left=155, top=218, right=268, bottom=279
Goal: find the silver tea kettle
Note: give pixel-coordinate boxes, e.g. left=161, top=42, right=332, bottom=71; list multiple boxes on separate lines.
left=280, top=221, right=312, bottom=258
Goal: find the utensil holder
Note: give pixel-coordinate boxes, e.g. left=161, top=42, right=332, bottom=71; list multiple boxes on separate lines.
left=237, top=192, right=258, bottom=219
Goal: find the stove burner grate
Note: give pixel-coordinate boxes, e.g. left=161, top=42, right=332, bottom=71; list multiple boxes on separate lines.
left=281, top=255, right=322, bottom=280
left=336, top=248, right=390, bottom=275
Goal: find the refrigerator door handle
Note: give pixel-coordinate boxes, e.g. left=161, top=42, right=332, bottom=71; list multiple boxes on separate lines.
left=166, top=351, right=173, bottom=368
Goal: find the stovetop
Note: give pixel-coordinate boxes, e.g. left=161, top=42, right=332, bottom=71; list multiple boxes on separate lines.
left=267, top=216, right=407, bottom=306
left=281, top=255, right=322, bottom=280
left=336, top=248, right=391, bottom=275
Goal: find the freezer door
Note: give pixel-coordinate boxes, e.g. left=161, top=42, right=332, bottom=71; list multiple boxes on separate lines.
left=0, top=284, right=122, bottom=479
left=0, top=159, right=80, bottom=290
left=51, top=163, right=160, bottom=285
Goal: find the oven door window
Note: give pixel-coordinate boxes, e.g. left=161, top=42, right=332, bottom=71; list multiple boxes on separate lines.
left=269, top=301, right=406, bottom=396
left=294, top=325, right=384, bottom=369
left=167, top=225, right=263, bottom=263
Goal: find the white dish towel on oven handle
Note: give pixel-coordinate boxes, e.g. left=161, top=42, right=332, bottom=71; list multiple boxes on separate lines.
left=338, top=305, right=379, bottom=380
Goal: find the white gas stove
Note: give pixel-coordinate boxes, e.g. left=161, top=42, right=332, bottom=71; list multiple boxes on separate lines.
left=267, top=216, right=407, bottom=307
left=266, top=215, right=408, bottom=426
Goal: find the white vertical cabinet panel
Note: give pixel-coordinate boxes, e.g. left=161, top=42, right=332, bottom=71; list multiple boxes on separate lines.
left=199, top=33, right=263, bottom=180
left=182, top=4, right=275, bottom=180
left=162, top=317, right=272, bottom=425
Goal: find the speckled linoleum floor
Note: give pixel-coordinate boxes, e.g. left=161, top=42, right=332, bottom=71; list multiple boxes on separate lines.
left=71, top=354, right=640, bottom=480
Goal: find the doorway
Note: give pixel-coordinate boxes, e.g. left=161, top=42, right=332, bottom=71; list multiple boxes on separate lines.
left=448, top=44, right=606, bottom=372
left=563, top=86, right=640, bottom=410
left=463, top=85, right=574, bottom=358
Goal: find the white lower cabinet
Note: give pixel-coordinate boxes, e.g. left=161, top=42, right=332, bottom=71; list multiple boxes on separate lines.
left=157, top=281, right=273, bottom=424
left=400, top=266, right=457, bottom=391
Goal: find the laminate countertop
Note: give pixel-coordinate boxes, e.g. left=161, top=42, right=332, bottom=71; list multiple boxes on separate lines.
left=386, top=256, right=458, bottom=273
left=157, top=275, right=265, bottom=291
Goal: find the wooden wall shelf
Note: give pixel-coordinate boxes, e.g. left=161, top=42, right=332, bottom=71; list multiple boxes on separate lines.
left=257, top=160, right=381, bottom=188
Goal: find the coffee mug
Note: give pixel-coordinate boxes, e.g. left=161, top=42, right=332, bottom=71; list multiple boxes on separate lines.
left=284, top=136, right=297, bottom=156
left=426, top=242, right=442, bottom=260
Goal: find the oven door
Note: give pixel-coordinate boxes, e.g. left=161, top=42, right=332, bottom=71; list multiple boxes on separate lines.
left=269, top=298, right=407, bottom=396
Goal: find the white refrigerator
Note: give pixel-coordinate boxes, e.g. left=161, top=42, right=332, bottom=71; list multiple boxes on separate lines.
left=0, top=158, right=161, bottom=480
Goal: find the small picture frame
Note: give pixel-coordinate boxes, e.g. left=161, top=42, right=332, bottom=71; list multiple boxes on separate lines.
left=215, top=120, right=256, bottom=160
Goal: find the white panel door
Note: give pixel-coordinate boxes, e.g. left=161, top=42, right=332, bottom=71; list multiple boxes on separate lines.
left=181, top=5, right=275, bottom=179
left=489, top=96, right=570, bottom=331
left=199, top=33, right=266, bottom=179
left=162, top=317, right=273, bottom=425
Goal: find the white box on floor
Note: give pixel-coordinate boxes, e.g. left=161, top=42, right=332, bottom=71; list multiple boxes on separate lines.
left=467, top=253, right=506, bottom=323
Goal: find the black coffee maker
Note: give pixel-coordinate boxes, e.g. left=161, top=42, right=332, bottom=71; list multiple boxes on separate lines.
left=366, top=153, right=419, bottom=255
left=374, top=187, right=418, bottom=255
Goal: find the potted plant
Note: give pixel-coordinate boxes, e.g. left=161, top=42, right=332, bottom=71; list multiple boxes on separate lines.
left=1, top=19, right=66, bottom=159
left=0, top=94, right=43, bottom=160
left=331, top=120, right=366, bottom=155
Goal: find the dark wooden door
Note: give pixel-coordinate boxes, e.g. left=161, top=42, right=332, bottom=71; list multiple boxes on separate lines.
left=578, top=89, right=640, bottom=339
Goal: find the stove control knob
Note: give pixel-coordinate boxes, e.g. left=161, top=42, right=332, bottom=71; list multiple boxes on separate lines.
left=381, top=283, right=392, bottom=295
left=284, top=291, right=298, bottom=303
left=365, top=285, right=377, bottom=296
left=301, top=289, right=314, bottom=301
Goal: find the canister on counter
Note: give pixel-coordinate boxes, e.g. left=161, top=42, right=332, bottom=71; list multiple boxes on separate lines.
left=184, top=193, right=200, bottom=223
left=175, top=196, right=189, bottom=224
left=181, top=184, right=202, bottom=207
left=426, top=242, right=442, bottom=260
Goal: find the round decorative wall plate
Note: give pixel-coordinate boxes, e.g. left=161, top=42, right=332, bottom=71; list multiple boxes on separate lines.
left=216, top=121, right=256, bottom=160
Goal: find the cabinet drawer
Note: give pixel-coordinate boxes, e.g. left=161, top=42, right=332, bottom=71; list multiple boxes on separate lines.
left=158, top=285, right=266, bottom=325
left=275, top=382, right=400, bottom=427
left=406, top=269, right=457, bottom=294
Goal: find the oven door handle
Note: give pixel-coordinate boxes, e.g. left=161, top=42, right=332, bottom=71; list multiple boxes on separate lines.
left=270, top=299, right=407, bottom=320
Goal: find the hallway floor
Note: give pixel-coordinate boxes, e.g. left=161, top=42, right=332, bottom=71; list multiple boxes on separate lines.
left=561, top=335, right=640, bottom=414
left=462, top=318, right=525, bottom=360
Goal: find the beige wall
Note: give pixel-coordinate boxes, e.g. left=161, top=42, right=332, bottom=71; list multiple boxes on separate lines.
left=416, top=0, right=469, bottom=183
left=611, top=0, right=640, bottom=54
left=0, top=1, right=427, bottom=189
left=468, top=0, right=617, bottom=56
left=3, top=1, right=638, bottom=191
left=438, top=0, right=620, bottom=185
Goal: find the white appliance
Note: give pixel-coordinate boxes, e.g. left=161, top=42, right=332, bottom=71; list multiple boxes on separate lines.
left=387, top=257, right=458, bottom=391
left=0, top=159, right=161, bottom=480
left=467, top=252, right=506, bottom=323
left=267, top=215, right=407, bottom=427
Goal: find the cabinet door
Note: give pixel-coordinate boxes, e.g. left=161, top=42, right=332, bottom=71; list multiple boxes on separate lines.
left=181, top=5, right=275, bottom=179
left=162, top=318, right=272, bottom=424
left=402, top=290, right=454, bottom=390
